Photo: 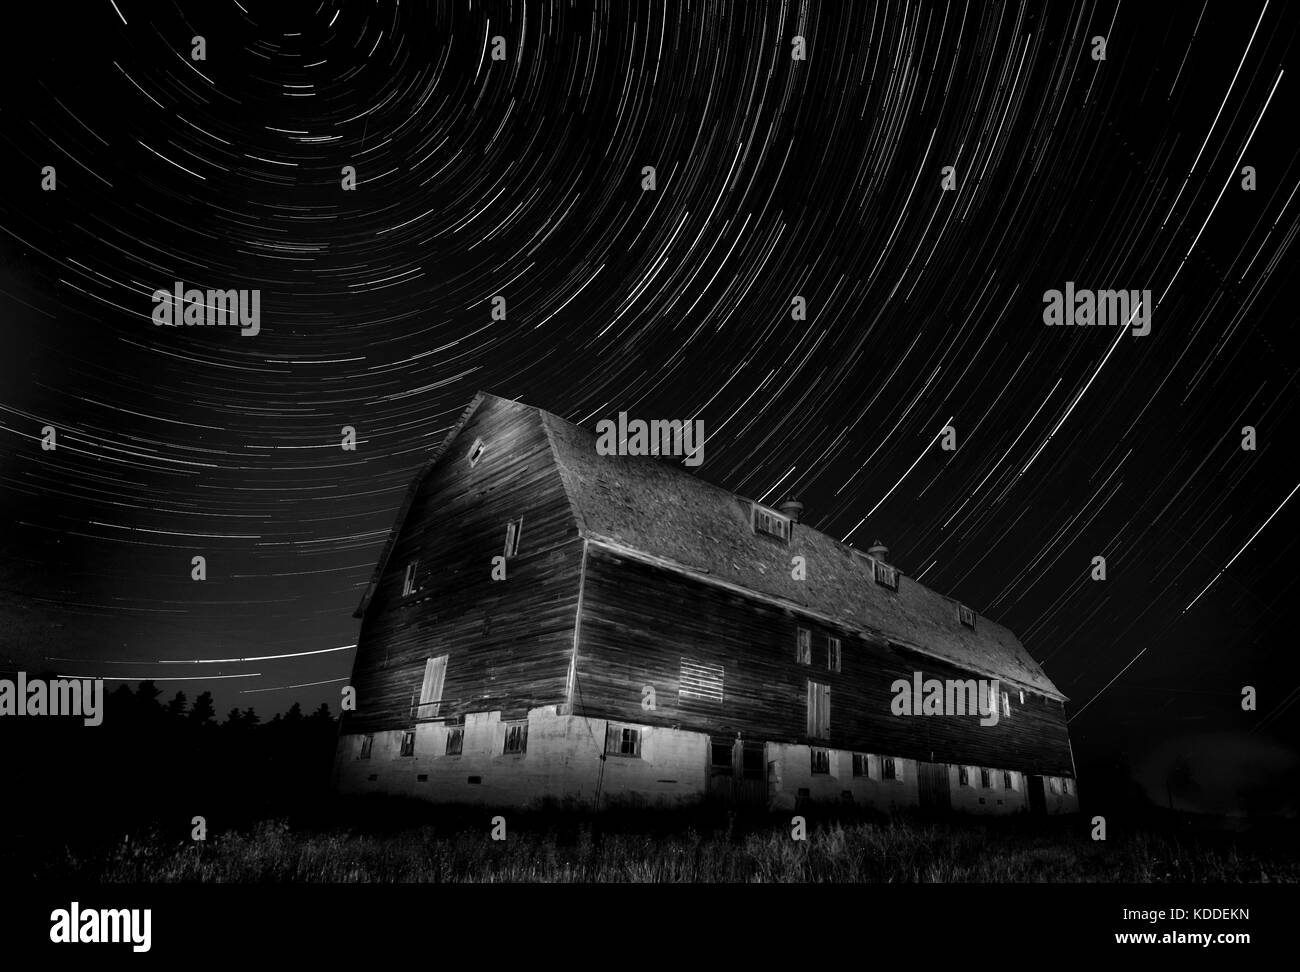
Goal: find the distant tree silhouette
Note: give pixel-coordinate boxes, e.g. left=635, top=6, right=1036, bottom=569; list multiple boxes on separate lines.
left=189, top=690, right=216, bottom=726
left=241, top=707, right=260, bottom=726
left=165, top=691, right=189, bottom=719
left=224, top=707, right=242, bottom=727
left=285, top=701, right=303, bottom=723
left=309, top=702, right=333, bottom=724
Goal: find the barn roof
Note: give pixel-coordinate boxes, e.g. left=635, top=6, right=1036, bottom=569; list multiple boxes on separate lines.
left=356, top=392, right=1066, bottom=701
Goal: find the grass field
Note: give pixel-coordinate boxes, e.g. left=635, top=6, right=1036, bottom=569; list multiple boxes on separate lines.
left=38, top=802, right=1300, bottom=883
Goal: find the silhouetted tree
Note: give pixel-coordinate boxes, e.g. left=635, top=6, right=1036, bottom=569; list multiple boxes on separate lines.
left=165, top=691, right=189, bottom=719
left=189, top=690, right=216, bottom=726
left=284, top=701, right=303, bottom=723
left=224, top=708, right=242, bottom=727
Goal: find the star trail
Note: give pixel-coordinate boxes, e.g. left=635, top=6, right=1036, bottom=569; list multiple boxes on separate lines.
left=1, top=0, right=1298, bottom=799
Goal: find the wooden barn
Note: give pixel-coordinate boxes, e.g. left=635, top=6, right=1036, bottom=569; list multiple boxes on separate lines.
left=334, top=392, right=1080, bottom=814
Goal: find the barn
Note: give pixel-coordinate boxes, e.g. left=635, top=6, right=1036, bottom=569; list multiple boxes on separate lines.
left=334, top=392, right=1080, bottom=814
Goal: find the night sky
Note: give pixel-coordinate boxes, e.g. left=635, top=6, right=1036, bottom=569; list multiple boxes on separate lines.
left=1, top=1, right=1297, bottom=811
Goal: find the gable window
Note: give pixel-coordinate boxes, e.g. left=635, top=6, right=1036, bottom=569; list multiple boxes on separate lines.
left=1001, top=691, right=1011, bottom=718
left=399, top=730, right=416, bottom=757
left=503, top=721, right=528, bottom=755
left=504, top=517, right=523, bottom=558
left=605, top=723, right=642, bottom=758
left=795, top=627, right=812, bottom=665
left=873, top=560, right=898, bottom=591
left=807, top=680, right=830, bottom=739
left=1003, top=770, right=1014, bottom=790
left=980, top=767, right=991, bottom=789
left=679, top=657, right=724, bottom=703
left=958, top=765, right=970, bottom=786
left=882, top=756, right=899, bottom=781
left=467, top=437, right=486, bottom=467
left=751, top=504, right=791, bottom=542
left=810, top=748, right=831, bottom=775
left=827, top=636, right=841, bottom=673
left=358, top=734, right=374, bottom=760
left=417, top=654, right=448, bottom=719
left=445, top=727, right=464, bottom=756
left=852, top=753, right=871, bottom=778
left=958, top=603, right=976, bottom=629
left=401, top=560, right=419, bottom=597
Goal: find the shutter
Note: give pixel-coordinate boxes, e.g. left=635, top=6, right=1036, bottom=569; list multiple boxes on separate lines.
left=419, top=655, right=448, bottom=717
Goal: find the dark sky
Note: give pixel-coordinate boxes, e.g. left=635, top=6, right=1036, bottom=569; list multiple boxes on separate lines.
left=1, top=1, right=1297, bottom=799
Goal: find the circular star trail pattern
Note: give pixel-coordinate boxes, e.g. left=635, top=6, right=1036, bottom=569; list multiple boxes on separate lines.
left=0, top=1, right=1297, bottom=779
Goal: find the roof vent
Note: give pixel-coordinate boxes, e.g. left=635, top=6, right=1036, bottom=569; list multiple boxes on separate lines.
left=867, top=539, right=889, bottom=563
left=777, top=498, right=804, bottom=523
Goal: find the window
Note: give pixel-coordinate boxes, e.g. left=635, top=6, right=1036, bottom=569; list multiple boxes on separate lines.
left=827, top=636, right=841, bottom=673
left=852, top=753, right=871, bottom=778
left=1001, top=691, right=1010, bottom=718
left=679, top=657, right=724, bottom=703
left=400, top=730, right=416, bottom=757
left=445, top=727, right=463, bottom=756
left=358, top=734, right=374, bottom=760
left=1003, top=770, right=1013, bottom=790
left=710, top=741, right=733, bottom=770
left=401, top=560, right=419, bottom=597
left=958, top=765, right=970, bottom=786
left=1019, top=690, right=1026, bottom=705
left=810, top=748, right=831, bottom=775
left=958, top=603, right=976, bottom=629
left=503, top=721, right=528, bottom=755
left=417, top=654, right=447, bottom=719
left=503, top=517, right=523, bottom=558
left=882, top=756, right=898, bottom=781
left=467, top=437, right=486, bottom=466
left=980, top=767, right=991, bottom=789
left=751, top=504, right=791, bottom=542
left=741, top=744, right=765, bottom=780
left=605, top=723, right=642, bottom=758
left=795, top=627, right=811, bottom=665
left=807, top=680, right=830, bottom=739
left=873, top=560, right=898, bottom=591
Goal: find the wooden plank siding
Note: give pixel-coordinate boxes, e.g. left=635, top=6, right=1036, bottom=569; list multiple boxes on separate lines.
left=573, top=545, right=1074, bottom=777
left=341, top=396, right=583, bottom=735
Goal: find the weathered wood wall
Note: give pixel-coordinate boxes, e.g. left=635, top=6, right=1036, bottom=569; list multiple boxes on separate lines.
left=574, top=545, right=1074, bottom=777
left=341, top=397, right=582, bottom=735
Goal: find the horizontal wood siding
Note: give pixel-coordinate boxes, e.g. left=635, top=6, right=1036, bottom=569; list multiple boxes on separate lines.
left=342, top=397, right=582, bottom=735
left=574, top=546, right=1074, bottom=777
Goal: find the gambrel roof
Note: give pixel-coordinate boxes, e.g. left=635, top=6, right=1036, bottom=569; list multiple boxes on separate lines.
left=356, top=392, right=1066, bottom=701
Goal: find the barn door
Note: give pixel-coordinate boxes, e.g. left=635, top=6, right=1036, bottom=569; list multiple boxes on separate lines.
left=706, top=738, right=767, bottom=805
left=1028, top=775, right=1047, bottom=815
left=917, top=761, right=951, bottom=812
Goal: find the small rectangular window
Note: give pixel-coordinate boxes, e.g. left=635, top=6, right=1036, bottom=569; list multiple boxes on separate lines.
left=503, top=721, right=528, bottom=755
left=751, top=504, right=791, bottom=542
left=445, top=727, right=463, bottom=756
left=980, top=767, right=991, bottom=789
left=504, top=517, right=523, bottom=558
left=882, top=756, right=898, bottom=781
left=807, top=680, right=830, bottom=739
left=467, top=437, right=486, bottom=466
left=1001, top=691, right=1010, bottom=718
left=399, top=730, right=416, bottom=757
left=679, top=657, right=724, bottom=703
left=795, top=627, right=812, bottom=665
left=358, top=734, right=374, bottom=760
left=710, top=740, right=733, bottom=770
left=958, top=765, right=970, bottom=786
left=873, top=560, right=898, bottom=591
left=958, top=604, right=976, bottom=629
left=810, top=748, right=831, bottom=775
left=851, top=753, right=871, bottom=778
left=827, top=636, right=841, bottom=673
left=402, top=560, right=419, bottom=597
left=604, top=723, right=642, bottom=758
